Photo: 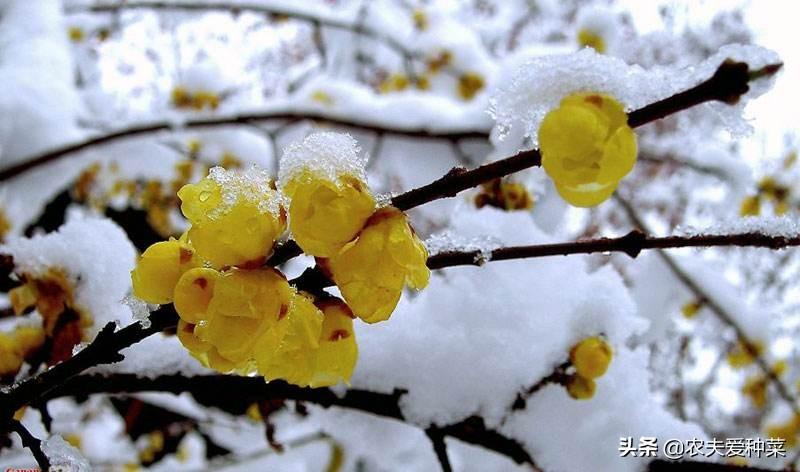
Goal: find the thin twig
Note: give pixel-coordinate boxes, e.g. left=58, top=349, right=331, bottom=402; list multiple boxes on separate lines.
left=9, top=420, right=51, bottom=471
left=425, top=427, right=453, bottom=472
left=427, top=230, right=800, bottom=269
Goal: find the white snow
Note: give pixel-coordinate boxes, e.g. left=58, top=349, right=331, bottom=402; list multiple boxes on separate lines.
left=489, top=44, right=780, bottom=146
left=42, top=435, right=92, bottom=472
left=351, top=206, right=647, bottom=426
left=278, top=132, right=368, bottom=190
left=1, top=216, right=137, bottom=337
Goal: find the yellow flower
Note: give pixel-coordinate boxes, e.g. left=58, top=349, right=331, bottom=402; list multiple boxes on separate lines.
left=283, top=169, right=375, bottom=257
left=728, top=340, right=763, bottom=369
left=412, top=9, right=428, bottom=30
left=742, top=375, right=768, bottom=408
left=538, top=92, right=637, bottom=207
left=254, top=291, right=324, bottom=386
left=194, top=268, right=293, bottom=367
left=310, top=298, right=358, bottom=387
left=326, top=207, right=429, bottom=323
left=680, top=300, right=702, bottom=319
left=739, top=195, right=761, bottom=217
left=566, top=375, right=596, bottom=400
left=0, top=326, right=45, bottom=377
left=577, top=28, right=606, bottom=53
left=766, top=415, right=800, bottom=448
left=173, top=267, right=220, bottom=325
left=457, top=72, right=485, bottom=101
left=569, top=337, right=613, bottom=379
left=131, top=239, right=199, bottom=304
left=68, top=27, right=85, bottom=42
left=379, top=73, right=410, bottom=94
left=178, top=168, right=286, bottom=268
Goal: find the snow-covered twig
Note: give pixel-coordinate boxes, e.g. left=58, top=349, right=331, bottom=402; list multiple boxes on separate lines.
left=615, top=195, right=800, bottom=417
left=66, top=1, right=416, bottom=62
left=426, top=229, right=800, bottom=269
left=391, top=59, right=782, bottom=211
left=0, top=111, right=487, bottom=183
left=0, top=305, right=178, bottom=423
left=41, top=373, right=539, bottom=468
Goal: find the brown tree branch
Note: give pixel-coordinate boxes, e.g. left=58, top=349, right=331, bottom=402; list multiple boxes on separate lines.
left=390, top=59, right=781, bottom=211
left=0, top=305, right=179, bottom=425
left=66, top=1, right=417, bottom=61
left=427, top=229, right=800, bottom=269
left=41, top=373, right=537, bottom=468
left=8, top=420, right=51, bottom=471
left=290, top=229, right=800, bottom=293
left=614, top=195, right=800, bottom=418
left=0, top=111, right=488, bottom=183
left=425, top=426, right=454, bottom=472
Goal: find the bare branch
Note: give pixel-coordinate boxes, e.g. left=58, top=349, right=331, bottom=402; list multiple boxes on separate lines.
left=615, top=195, right=800, bottom=417
left=0, top=111, right=487, bottom=183
left=425, top=426, right=454, bottom=472
left=427, top=229, right=800, bottom=269
left=42, top=373, right=538, bottom=468
left=8, top=420, right=51, bottom=471
left=67, top=1, right=416, bottom=61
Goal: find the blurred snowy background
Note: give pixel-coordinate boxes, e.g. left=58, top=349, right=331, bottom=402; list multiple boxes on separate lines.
left=1, top=0, right=799, bottom=471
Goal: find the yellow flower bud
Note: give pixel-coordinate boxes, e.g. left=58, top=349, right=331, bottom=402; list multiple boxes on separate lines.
left=379, top=73, right=410, bottom=94
left=742, top=375, right=768, bottom=408
left=765, top=415, right=800, bottom=448
left=327, top=207, right=429, bottom=323
left=283, top=169, right=376, bottom=257
left=0, top=332, right=24, bottom=377
left=457, top=72, right=485, bottom=101
left=254, top=291, right=324, bottom=386
left=739, top=195, right=761, bottom=217
left=727, top=340, right=763, bottom=369
left=0, top=326, right=46, bottom=377
left=178, top=168, right=286, bottom=268
left=174, top=268, right=220, bottom=325
left=577, top=28, right=606, bottom=53
left=310, top=298, right=358, bottom=387
left=176, top=319, right=211, bottom=355
left=569, top=336, right=613, bottom=379
left=196, top=268, right=293, bottom=365
left=131, top=239, right=199, bottom=304
left=681, top=300, right=702, bottom=319
left=566, top=375, right=596, bottom=400
left=538, top=92, right=637, bottom=207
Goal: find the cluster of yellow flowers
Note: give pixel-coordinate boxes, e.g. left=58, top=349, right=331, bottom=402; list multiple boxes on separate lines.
left=474, top=178, right=534, bottom=211
left=538, top=92, right=638, bottom=207
left=171, top=86, right=220, bottom=111
left=131, top=135, right=430, bottom=387
left=565, top=336, right=613, bottom=400
left=740, top=176, right=792, bottom=217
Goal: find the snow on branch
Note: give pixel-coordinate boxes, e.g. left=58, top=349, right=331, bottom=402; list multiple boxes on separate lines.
left=0, top=110, right=487, bottom=183
left=39, top=372, right=538, bottom=468
left=391, top=58, right=782, bottom=211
